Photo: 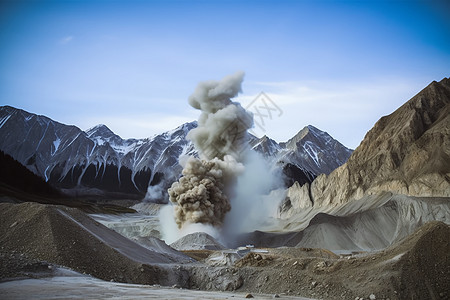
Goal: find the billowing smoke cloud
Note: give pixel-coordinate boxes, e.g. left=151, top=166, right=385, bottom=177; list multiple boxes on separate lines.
left=167, top=71, right=252, bottom=231
left=186, top=71, right=252, bottom=161
left=160, top=72, right=285, bottom=245
left=168, top=156, right=243, bottom=228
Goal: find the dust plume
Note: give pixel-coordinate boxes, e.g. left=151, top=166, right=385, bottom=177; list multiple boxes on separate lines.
left=186, top=71, right=252, bottom=161
left=168, top=155, right=244, bottom=228
left=167, top=71, right=252, bottom=231
left=223, top=151, right=285, bottom=237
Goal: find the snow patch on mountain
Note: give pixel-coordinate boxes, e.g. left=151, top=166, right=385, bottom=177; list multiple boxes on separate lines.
left=52, top=138, right=61, bottom=156
left=303, top=141, right=319, bottom=166
left=0, top=115, right=11, bottom=128
left=44, top=166, right=50, bottom=182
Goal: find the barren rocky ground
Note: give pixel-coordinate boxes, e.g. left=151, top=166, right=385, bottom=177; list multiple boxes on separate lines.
left=187, top=222, right=449, bottom=300
left=1, top=201, right=449, bottom=300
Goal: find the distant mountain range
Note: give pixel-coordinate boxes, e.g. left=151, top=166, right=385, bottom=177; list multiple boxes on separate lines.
left=0, top=105, right=352, bottom=199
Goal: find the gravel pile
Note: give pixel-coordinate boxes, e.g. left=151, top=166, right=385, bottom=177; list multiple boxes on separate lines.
left=0, top=202, right=191, bottom=286
left=170, top=232, right=225, bottom=251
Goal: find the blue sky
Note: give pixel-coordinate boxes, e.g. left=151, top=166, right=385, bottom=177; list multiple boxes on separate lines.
left=1, top=0, right=449, bottom=149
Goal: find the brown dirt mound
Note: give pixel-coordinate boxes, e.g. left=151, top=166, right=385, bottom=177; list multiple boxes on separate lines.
left=234, top=248, right=338, bottom=268
left=228, top=221, right=449, bottom=300
left=394, top=221, right=450, bottom=299
left=234, top=252, right=276, bottom=268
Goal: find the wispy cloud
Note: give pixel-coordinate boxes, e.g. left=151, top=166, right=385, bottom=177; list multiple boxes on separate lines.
left=59, top=36, right=74, bottom=45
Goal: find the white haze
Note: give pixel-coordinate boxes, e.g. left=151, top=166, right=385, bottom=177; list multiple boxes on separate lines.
left=143, top=181, right=167, bottom=203
left=223, top=151, right=285, bottom=240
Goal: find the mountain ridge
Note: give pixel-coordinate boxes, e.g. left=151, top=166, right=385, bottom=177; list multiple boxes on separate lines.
left=0, top=105, right=352, bottom=200
left=280, top=77, right=450, bottom=220
left=279, top=125, right=353, bottom=176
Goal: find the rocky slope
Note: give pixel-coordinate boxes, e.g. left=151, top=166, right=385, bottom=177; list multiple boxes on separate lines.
left=282, top=77, right=450, bottom=216
left=230, top=221, right=450, bottom=300
left=290, top=194, right=449, bottom=251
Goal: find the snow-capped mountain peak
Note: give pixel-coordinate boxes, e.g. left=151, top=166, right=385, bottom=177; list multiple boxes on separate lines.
left=277, top=125, right=353, bottom=176
left=162, top=121, right=197, bottom=140
left=86, top=124, right=116, bottom=138
left=251, top=135, right=282, bottom=158
left=85, top=124, right=126, bottom=149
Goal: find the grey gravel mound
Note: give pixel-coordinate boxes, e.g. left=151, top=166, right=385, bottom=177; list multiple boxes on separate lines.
left=170, top=232, right=225, bottom=250
left=0, top=202, right=193, bottom=286
left=294, top=194, right=450, bottom=251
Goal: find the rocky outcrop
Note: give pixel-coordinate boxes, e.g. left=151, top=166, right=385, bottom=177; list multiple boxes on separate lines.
left=278, top=181, right=313, bottom=219
left=307, top=78, right=450, bottom=208
left=280, top=163, right=316, bottom=188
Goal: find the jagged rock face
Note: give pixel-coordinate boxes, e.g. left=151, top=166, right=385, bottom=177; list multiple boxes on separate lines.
left=280, top=163, right=316, bottom=188
left=278, top=181, right=313, bottom=219
left=310, top=78, right=450, bottom=208
left=250, top=125, right=352, bottom=189
left=279, top=125, right=353, bottom=176
left=250, top=135, right=282, bottom=158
